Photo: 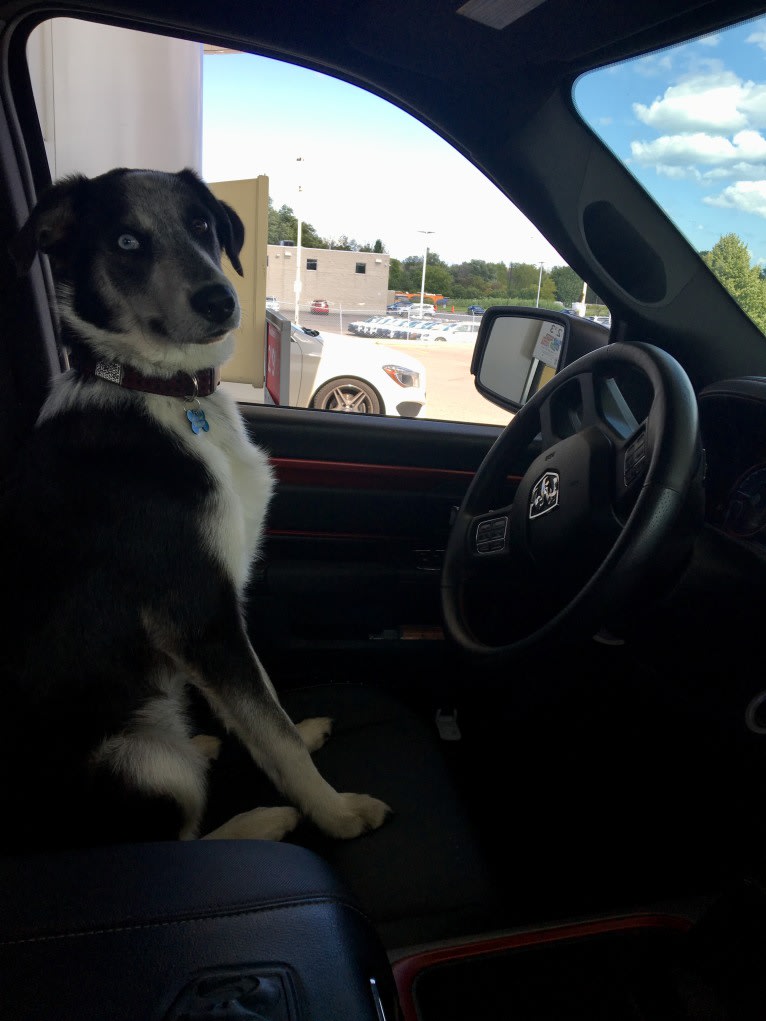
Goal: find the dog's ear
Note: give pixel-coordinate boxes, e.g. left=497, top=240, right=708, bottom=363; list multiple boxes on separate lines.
left=218, top=200, right=245, bottom=278
left=179, top=169, right=245, bottom=277
left=9, top=174, right=86, bottom=276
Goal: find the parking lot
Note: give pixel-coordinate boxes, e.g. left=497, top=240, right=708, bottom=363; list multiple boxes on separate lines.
left=380, top=339, right=512, bottom=426
left=316, top=330, right=513, bottom=427
left=283, top=305, right=513, bottom=426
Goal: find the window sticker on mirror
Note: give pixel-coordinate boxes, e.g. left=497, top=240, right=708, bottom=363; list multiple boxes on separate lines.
left=533, top=321, right=564, bottom=368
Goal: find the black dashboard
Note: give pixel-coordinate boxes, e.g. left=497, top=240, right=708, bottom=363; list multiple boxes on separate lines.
left=699, top=377, right=766, bottom=543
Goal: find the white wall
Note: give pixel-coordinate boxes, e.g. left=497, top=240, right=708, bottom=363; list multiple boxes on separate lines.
left=27, top=18, right=202, bottom=180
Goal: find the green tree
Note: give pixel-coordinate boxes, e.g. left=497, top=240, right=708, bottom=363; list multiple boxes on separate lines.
left=388, top=257, right=408, bottom=292
left=550, top=265, right=583, bottom=307
left=424, top=262, right=454, bottom=296
left=267, top=200, right=324, bottom=248
left=268, top=202, right=294, bottom=245
left=705, top=233, right=766, bottom=333
left=507, top=262, right=551, bottom=301
left=448, top=259, right=494, bottom=298
left=325, top=233, right=358, bottom=251
left=400, top=255, right=428, bottom=292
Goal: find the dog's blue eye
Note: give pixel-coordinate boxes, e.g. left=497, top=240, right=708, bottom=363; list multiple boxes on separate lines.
left=117, top=234, right=140, bottom=251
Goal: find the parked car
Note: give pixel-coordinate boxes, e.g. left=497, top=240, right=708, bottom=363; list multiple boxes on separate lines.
left=433, top=321, right=480, bottom=342
left=386, top=300, right=412, bottom=314
left=3, top=1, right=766, bottom=1019
left=265, top=295, right=280, bottom=312
left=224, top=323, right=426, bottom=417
left=466, top=304, right=486, bottom=316
left=309, top=298, right=329, bottom=314
left=408, top=302, right=436, bottom=315
left=349, top=318, right=480, bottom=344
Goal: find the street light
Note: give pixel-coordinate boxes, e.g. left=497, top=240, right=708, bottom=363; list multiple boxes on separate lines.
left=535, top=260, right=544, bottom=307
left=417, top=229, right=435, bottom=309
left=294, top=157, right=305, bottom=326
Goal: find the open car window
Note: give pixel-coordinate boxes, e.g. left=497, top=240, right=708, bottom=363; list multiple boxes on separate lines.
left=575, top=13, right=766, bottom=338
left=25, top=17, right=612, bottom=427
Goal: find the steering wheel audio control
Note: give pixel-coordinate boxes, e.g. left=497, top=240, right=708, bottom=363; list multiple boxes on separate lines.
left=475, top=515, right=508, bottom=554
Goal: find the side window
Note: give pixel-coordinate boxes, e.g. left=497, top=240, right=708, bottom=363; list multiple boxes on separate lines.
left=575, top=15, right=766, bottom=337
left=26, top=19, right=597, bottom=426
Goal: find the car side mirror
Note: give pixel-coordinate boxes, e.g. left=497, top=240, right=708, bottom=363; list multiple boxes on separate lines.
left=470, top=306, right=610, bottom=412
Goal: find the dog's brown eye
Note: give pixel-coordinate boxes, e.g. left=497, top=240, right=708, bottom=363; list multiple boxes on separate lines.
left=191, top=218, right=209, bottom=234
left=117, top=233, right=140, bottom=251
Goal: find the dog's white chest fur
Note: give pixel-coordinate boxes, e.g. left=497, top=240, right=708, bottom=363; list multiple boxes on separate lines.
left=149, top=390, right=274, bottom=593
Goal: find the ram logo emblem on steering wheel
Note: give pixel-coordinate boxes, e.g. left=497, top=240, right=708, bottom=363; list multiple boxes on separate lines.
left=529, top=470, right=560, bottom=519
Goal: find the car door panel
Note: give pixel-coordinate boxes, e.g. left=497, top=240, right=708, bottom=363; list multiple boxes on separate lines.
left=240, top=405, right=507, bottom=673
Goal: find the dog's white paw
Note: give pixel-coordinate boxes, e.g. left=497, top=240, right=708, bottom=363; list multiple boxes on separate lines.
left=202, top=806, right=301, bottom=842
left=317, top=793, right=392, bottom=840
left=295, top=716, right=333, bottom=753
left=190, top=734, right=222, bottom=761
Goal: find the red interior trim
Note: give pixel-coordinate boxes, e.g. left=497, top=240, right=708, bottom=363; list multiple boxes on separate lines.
left=266, top=528, right=418, bottom=541
left=392, top=913, right=692, bottom=1021
left=271, top=456, right=477, bottom=491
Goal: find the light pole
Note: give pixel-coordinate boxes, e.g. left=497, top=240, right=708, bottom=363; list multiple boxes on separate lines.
left=535, top=261, right=544, bottom=307
left=294, top=157, right=304, bottom=326
left=418, top=229, right=435, bottom=309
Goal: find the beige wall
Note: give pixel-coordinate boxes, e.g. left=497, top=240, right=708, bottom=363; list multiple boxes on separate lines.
left=210, top=177, right=270, bottom=386
left=267, top=246, right=390, bottom=315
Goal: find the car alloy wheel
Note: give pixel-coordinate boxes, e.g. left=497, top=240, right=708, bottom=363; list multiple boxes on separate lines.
left=312, top=377, right=382, bottom=414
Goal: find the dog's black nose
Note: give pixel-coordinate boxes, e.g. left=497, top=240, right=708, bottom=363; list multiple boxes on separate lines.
left=190, top=283, right=237, bottom=325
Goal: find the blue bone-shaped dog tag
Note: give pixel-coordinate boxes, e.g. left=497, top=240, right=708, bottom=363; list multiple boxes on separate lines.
left=186, top=406, right=210, bottom=434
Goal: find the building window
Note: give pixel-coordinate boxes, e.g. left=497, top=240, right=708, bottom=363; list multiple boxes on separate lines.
left=306, top=258, right=317, bottom=270
left=355, top=262, right=366, bottom=274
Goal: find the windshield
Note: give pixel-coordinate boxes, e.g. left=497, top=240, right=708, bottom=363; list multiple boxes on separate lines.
left=574, top=13, right=766, bottom=335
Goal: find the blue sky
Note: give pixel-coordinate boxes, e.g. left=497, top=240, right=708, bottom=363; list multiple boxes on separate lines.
left=201, top=53, right=563, bottom=268
left=575, top=13, right=766, bottom=267
left=203, top=12, right=766, bottom=271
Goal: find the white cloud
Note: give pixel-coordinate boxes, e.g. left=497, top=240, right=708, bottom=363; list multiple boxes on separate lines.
left=747, top=30, right=766, bottom=52
left=632, top=71, right=764, bottom=132
left=704, top=180, right=766, bottom=218
left=698, top=34, right=719, bottom=47
left=633, top=53, right=674, bottom=77
left=654, top=164, right=702, bottom=180
left=631, top=128, right=766, bottom=168
left=702, top=159, right=766, bottom=181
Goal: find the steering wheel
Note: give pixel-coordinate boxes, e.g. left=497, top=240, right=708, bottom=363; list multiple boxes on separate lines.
left=441, top=341, right=703, bottom=659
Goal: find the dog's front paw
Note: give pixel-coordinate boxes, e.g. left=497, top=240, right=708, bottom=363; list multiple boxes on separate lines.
left=202, top=806, right=300, bottom=842
left=190, top=734, right=222, bottom=761
left=295, top=716, right=333, bottom=753
left=318, top=793, right=392, bottom=840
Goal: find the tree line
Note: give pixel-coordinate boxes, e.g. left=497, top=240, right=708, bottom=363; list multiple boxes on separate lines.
left=270, top=200, right=602, bottom=304
left=271, top=201, right=766, bottom=318
left=701, top=233, right=766, bottom=333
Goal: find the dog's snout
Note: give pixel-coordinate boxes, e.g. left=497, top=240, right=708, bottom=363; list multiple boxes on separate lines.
left=190, top=283, right=237, bottom=325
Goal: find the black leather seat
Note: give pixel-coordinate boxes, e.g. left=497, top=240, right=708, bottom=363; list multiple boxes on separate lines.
left=0, top=840, right=399, bottom=1020
left=201, top=682, right=503, bottom=950
left=0, top=684, right=502, bottom=1019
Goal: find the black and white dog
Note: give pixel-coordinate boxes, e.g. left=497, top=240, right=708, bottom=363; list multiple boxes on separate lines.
left=2, top=167, right=390, bottom=850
